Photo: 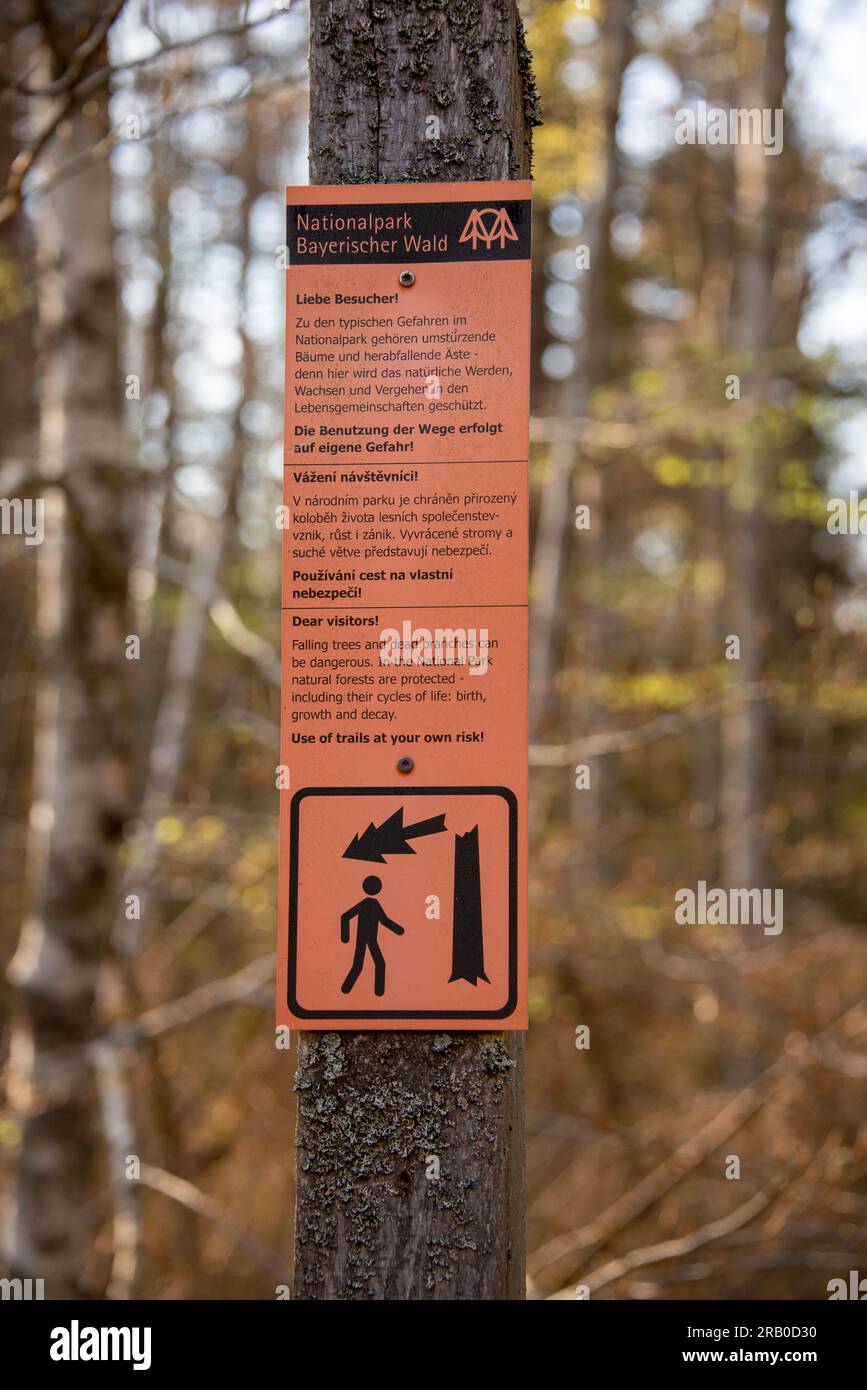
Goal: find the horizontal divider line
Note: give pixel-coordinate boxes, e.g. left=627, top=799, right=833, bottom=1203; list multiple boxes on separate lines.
left=283, top=458, right=529, bottom=468
left=281, top=603, right=527, bottom=610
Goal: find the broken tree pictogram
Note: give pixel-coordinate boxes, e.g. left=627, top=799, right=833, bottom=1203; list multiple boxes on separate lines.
left=450, top=826, right=489, bottom=985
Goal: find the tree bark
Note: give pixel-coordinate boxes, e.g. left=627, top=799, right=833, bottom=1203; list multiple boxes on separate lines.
left=0, top=26, right=38, bottom=983
left=293, top=0, right=538, bottom=1301
left=4, top=2, right=132, bottom=1297
left=529, top=0, right=634, bottom=758
left=720, top=0, right=791, bottom=888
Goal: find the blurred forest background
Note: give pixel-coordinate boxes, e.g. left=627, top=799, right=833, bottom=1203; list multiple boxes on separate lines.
left=1, top=0, right=867, bottom=1301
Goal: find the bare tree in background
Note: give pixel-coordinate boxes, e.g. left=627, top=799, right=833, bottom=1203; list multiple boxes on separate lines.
left=529, top=0, right=635, bottom=748
left=719, top=0, right=792, bottom=888
left=5, top=0, right=132, bottom=1296
left=0, top=11, right=38, bottom=950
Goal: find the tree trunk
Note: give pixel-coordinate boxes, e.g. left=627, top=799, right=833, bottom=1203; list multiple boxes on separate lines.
left=720, top=0, right=790, bottom=888
left=528, top=0, right=634, bottom=746
left=292, top=0, right=538, bottom=1301
left=0, top=32, right=38, bottom=977
left=5, top=2, right=131, bottom=1297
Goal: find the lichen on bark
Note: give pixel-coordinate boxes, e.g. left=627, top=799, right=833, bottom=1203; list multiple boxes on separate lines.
left=294, top=1031, right=521, bottom=1298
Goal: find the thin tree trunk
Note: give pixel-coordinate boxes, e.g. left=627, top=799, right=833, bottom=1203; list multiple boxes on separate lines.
left=102, top=95, right=264, bottom=1298
left=720, top=0, right=790, bottom=888
left=0, top=36, right=38, bottom=967
left=528, top=0, right=634, bottom=745
left=292, top=0, right=539, bottom=1301
left=5, top=2, right=132, bottom=1297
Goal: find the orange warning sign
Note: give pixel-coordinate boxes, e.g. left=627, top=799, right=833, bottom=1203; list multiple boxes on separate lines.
left=278, top=180, right=530, bottom=1029
left=288, top=789, right=516, bottom=1021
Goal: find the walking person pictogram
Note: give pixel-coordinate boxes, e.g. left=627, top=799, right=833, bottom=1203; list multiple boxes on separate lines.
left=340, top=875, right=405, bottom=996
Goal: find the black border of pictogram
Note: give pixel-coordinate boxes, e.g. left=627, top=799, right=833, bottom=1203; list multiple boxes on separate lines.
left=287, top=785, right=518, bottom=1020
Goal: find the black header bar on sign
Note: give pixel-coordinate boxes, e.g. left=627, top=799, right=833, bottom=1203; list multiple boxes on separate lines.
left=287, top=198, right=531, bottom=265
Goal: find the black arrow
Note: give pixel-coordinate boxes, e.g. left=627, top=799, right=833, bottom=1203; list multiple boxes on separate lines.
left=343, top=807, right=447, bottom=862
